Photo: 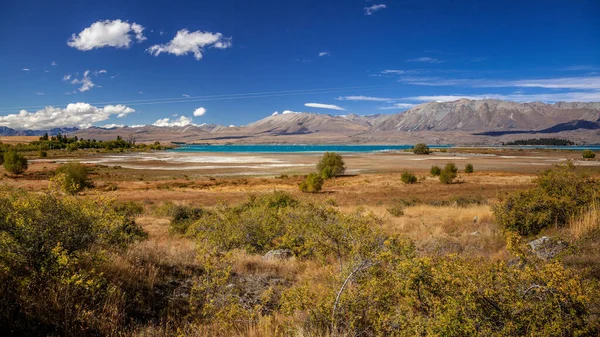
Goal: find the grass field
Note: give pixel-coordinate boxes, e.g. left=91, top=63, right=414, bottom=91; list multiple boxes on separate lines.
left=1, top=149, right=599, bottom=336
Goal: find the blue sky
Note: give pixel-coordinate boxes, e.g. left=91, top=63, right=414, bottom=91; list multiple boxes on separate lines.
left=0, top=0, right=599, bottom=130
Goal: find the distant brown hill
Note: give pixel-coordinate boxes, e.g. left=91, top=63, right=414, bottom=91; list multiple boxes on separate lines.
left=66, top=99, right=600, bottom=144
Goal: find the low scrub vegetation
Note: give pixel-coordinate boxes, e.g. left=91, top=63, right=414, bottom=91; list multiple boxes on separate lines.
left=582, top=149, right=596, bottom=159
left=494, top=161, right=597, bottom=236
left=3, top=150, right=28, bottom=174
left=430, top=165, right=441, bottom=176
left=465, top=163, right=474, bottom=173
left=412, top=143, right=431, bottom=154
left=439, top=162, right=458, bottom=184
left=401, top=171, right=417, bottom=184
left=51, top=162, right=92, bottom=194
left=299, top=172, right=324, bottom=193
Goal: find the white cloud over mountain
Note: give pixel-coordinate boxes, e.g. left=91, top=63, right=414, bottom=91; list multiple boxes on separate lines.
left=68, top=19, right=146, bottom=51
left=304, top=103, right=345, bottom=111
left=153, top=116, right=194, bottom=127
left=193, top=107, right=207, bottom=116
left=147, top=29, right=232, bottom=60
left=0, top=103, right=134, bottom=130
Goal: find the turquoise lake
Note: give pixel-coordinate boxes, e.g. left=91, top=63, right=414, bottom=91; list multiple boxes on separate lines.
left=169, top=144, right=600, bottom=153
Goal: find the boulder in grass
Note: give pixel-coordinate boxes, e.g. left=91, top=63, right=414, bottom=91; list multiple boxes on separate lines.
left=262, top=249, right=294, bottom=261
left=528, top=236, right=568, bottom=260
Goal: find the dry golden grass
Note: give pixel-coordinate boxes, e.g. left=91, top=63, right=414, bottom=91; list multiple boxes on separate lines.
left=569, top=200, right=600, bottom=239
left=0, top=136, right=39, bottom=144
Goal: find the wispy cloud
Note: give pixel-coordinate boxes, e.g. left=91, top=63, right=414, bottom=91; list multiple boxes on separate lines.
left=304, top=103, right=345, bottom=111
left=51, top=61, right=57, bottom=66
left=398, top=75, right=600, bottom=90
left=378, top=103, right=415, bottom=110
left=561, top=65, right=600, bottom=71
left=406, top=57, right=444, bottom=64
left=404, top=91, right=600, bottom=103
left=182, top=94, right=190, bottom=97
left=22, top=68, right=30, bottom=72
left=364, top=4, right=387, bottom=15
left=36, top=92, right=44, bottom=96
left=336, top=95, right=394, bottom=102
left=318, top=51, right=330, bottom=57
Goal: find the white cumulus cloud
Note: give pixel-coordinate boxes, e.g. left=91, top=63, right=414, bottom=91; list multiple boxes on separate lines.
left=68, top=19, right=146, bottom=51
left=304, top=103, right=345, bottom=111
left=153, top=116, right=194, bottom=127
left=193, top=107, right=207, bottom=116
left=365, top=4, right=387, bottom=15
left=282, top=110, right=301, bottom=114
left=0, top=103, right=135, bottom=130
left=147, top=29, right=232, bottom=60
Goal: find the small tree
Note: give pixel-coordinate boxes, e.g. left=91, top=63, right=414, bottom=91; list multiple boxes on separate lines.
left=401, top=171, right=417, bottom=184
left=299, top=172, right=324, bottom=193
left=3, top=151, right=28, bottom=175
left=412, top=143, right=431, bottom=155
left=52, top=162, right=91, bottom=194
left=465, top=163, right=474, bottom=174
left=317, top=152, right=346, bottom=179
left=430, top=165, right=441, bottom=176
left=439, top=163, right=458, bottom=184
left=582, top=150, right=596, bottom=159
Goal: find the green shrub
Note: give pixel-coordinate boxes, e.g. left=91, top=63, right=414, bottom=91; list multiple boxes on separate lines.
left=439, top=163, right=458, bottom=184
left=0, top=189, right=146, bottom=335
left=52, top=162, right=91, bottom=194
left=401, top=171, right=417, bottom=184
left=39, top=150, right=47, bottom=158
left=3, top=151, right=28, bottom=175
left=169, top=205, right=205, bottom=234
left=430, top=165, right=441, bottom=176
left=494, top=161, right=596, bottom=235
left=299, top=172, right=324, bottom=193
left=582, top=150, right=596, bottom=159
left=317, top=152, right=346, bottom=178
left=412, top=143, right=431, bottom=155
left=465, top=163, right=474, bottom=173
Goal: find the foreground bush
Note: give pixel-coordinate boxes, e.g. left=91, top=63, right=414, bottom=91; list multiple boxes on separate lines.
left=412, top=143, right=431, bottom=154
left=401, top=171, right=417, bottom=184
left=299, top=172, right=324, bottom=193
left=430, top=165, right=441, bottom=176
left=52, top=162, right=92, bottom=194
left=494, top=161, right=597, bottom=235
left=582, top=149, right=596, bottom=159
left=0, top=189, right=146, bottom=335
left=465, top=163, right=474, bottom=173
left=439, top=162, right=458, bottom=184
left=317, top=152, right=346, bottom=178
left=3, top=150, right=28, bottom=174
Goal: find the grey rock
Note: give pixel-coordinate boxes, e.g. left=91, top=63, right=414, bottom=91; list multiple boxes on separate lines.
left=262, top=249, right=294, bottom=261
left=528, top=236, right=568, bottom=260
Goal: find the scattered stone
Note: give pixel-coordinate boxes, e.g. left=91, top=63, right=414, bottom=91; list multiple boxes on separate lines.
left=528, top=236, right=568, bottom=260
left=262, top=249, right=294, bottom=261
left=470, top=231, right=480, bottom=235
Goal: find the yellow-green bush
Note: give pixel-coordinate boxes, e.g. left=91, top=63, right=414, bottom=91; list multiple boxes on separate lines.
left=51, top=162, right=92, bottom=194
left=439, top=162, right=458, bottom=184
left=317, top=152, right=346, bottom=178
left=3, top=150, right=28, bottom=174
left=299, top=172, right=324, bottom=193
left=494, top=161, right=597, bottom=235
left=0, top=189, right=146, bottom=335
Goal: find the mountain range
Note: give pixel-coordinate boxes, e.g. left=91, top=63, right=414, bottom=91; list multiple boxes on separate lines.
left=3, top=99, right=599, bottom=145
